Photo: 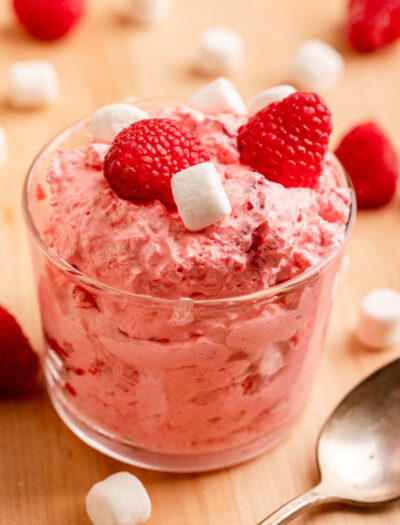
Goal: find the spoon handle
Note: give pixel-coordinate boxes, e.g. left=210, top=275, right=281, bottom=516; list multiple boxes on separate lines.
left=257, top=484, right=336, bottom=525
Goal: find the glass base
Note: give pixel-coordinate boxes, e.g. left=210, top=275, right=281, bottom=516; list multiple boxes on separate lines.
left=45, top=374, right=299, bottom=472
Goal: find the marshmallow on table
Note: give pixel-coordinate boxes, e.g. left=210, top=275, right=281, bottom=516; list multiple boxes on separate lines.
left=126, top=0, right=170, bottom=24
left=89, top=104, right=148, bottom=143
left=187, top=77, right=246, bottom=114
left=171, top=161, right=231, bottom=232
left=290, top=39, right=344, bottom=93
left=248, top=85, right=296, bottom=116
left=341, top=254, right=351, bottom=282
left=10, top=60, right=59, bottom=108
left=197, top=26, right=244, bottom=74
left=86, top=472, right=151, bottom=525
left=356, top=288, right=400, bottom=349
left=0, top=127, right=8, bottom=168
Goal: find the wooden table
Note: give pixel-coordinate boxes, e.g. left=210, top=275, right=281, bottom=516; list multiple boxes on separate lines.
left=1, top=0, right=399, bottom=523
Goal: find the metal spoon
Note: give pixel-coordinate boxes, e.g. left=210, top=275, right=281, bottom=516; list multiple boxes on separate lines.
left=258, top=357, right=400, bottom=524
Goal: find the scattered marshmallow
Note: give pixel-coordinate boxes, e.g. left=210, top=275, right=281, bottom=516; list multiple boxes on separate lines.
left=197, top=26, right=244, bottom=75
left=89, top=104, right=148, bottom=143
left=126, top=0, right=171, bottom=24
left=0, top=127, right=8, bottom=168
left=187, top=77, right=246, bottom=114
left=341, top=254, right=351, bottom=282
left=356, top=288, right=400, bottom=349
left=290, top=39, right=344, bottom=93
left=86, top=472, right=151, bottom=525
left=10, top=60, right=59, bottom=108
left=171, top=161, right=231, bottom=232
left=248, top=85, right=296, bottom=116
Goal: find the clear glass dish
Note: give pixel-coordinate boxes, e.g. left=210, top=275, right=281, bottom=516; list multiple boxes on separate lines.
left=22, top=100, right=356, bottom=472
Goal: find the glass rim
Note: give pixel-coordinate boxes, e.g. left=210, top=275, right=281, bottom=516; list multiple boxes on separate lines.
left=22, top=101, right=356, bottom=306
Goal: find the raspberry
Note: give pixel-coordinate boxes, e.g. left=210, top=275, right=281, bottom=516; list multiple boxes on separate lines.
left=237, top=91, right=332, bottom=188
left=347, top=0, right=400, bottom=52
left=335, top=122, right=398, bottom=208
left=103, top=118, right=210, bottom=210
left=13, top=0, right=84, bottom=41
left=0, top=306, right=40, bottom=397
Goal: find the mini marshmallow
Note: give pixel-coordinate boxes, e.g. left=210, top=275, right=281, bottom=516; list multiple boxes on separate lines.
left=187, top=77, right=246, bottom=114
left=290, top=39, right=344, bottom=93
left=86, top=143, right=110, bottom=169
left=248, top=85, right=296, bottom=116
left=341, top=254, right=350, bottom=282
left=126, top=0, right=170, bottom=24
left=86, top=472, right=151, bottom=525
left=197, top=26, right=244, bottom=74
left=10, top=60, right=59, bottom=108
left=0, top=127, right=8, bottom=168
left=356, top=288, right=400, bottom=349
left=89, top=104, right=148, bottom=143
left=171, top=161, right=231, bottom=232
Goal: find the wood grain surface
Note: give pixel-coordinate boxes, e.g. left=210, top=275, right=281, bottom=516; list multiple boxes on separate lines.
left=0, top=0, right=399, bottom=523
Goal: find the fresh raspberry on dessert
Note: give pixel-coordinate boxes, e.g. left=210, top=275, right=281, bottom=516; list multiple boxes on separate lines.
left=13, top=0, right=84, bottom=41
left=237, top=91, right=332, bottom=188
left=335, top=122, right=398, bottom=208
left=0, top=305, right=40, bottom=397
left=347, top=0, right=400, bottom=52
left=103, top=118, right=210, bottom=210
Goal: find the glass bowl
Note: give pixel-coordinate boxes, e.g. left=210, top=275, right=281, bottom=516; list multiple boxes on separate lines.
left=22, top=100, right=356, bottom=472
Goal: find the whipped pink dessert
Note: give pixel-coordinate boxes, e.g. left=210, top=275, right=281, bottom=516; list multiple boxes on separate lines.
left=29, top=86, right=352, bottom=470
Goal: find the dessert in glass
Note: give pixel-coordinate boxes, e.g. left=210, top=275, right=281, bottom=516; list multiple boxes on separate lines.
left=23, top=80, right=355, bottom=471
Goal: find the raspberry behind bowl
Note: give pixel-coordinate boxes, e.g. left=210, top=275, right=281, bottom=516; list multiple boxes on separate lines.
left=13, top=0, right=84, bottom=41
left=22, top=97, right=355, bottom=472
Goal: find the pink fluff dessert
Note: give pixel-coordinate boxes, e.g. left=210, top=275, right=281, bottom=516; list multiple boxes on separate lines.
left=26, top=85, right=353, bottom=471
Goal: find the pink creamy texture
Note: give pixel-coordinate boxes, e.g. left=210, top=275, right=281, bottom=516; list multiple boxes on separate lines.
left=37, top=105, right=351, bottom=460
left=45, top=106, right=350, bottom=300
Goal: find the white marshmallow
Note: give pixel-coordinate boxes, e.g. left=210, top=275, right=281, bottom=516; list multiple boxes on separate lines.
left=126, top=0, right=170, bottom=24
left=89, top=104, right=148, bottom=143
left=248, top=85, right=296, bottom=116
left=197, top=26, right=244, bottom=74
left=341, top=254, right=350, bottom=282
left=290, top=39, right=344, bottom=93
left=86, top=143, right=110, bottom=168
left=356, top=288, right=400, bottom=349
left=10, top=60, right=59, bottom=108
left=86, top=472, right=151, bottom=525
left=187, top=77, right=246, bottom=114
left=0, top=127, right=8, bottom=168
left=171, top=161, right=231, bottom=232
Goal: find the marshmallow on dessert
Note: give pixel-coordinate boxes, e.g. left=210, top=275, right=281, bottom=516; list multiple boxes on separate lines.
left=187, top=77, right=246, bottom=114
left=0, top=126, right=8, bottom=168
left=86, top=472, right=151, bottom=525
left=197, top=26, right=244, bottom=74
left=356, top=288, right=400, bottom=349
left=86, top=143, right=110, bottom=169
left=171, top=161, right=231, bottom=232
left=248, top=85, right=296, bottom=116
left=10, top=60, right=59, bottom=108
left=89, top=104, right=148, bottom=143
left=126, top=0, right=171, bottom=24
left=290, top=39, right=344, bottom=93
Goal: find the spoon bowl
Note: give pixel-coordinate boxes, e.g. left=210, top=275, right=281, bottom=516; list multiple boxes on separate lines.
left=317, top=357, right=400, bottom=505
left=258, top=357, right=400, bottom=524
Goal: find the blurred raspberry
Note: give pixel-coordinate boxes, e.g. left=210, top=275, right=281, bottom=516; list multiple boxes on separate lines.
left=335, top=122, right=398, bottom=208
left=104, top=118, right=210, bottom=210
left=0, top=305, right=40, bottom=397
left=347, top=0, right=400, bottom=51
left=13, top=0, right=84, bottom=41
left=238, top=91, right=332, bottom=188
